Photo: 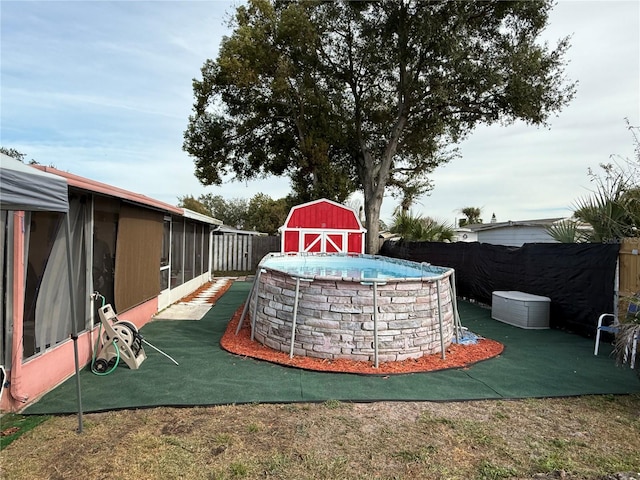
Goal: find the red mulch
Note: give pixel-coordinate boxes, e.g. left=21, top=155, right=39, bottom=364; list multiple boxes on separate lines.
left=221, top=306, right=504, bottom=375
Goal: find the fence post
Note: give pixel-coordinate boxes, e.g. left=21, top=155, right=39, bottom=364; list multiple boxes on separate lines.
left=619, top=237, right=640, bottom=296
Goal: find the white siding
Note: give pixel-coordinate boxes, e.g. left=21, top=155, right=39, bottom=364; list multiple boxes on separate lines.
left=453, top=231, right=478, bottom=242
left=477, top=226, right=557, bottom=247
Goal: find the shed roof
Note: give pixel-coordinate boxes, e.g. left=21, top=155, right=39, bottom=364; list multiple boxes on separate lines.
left=281, top=198, right=366, bottom=231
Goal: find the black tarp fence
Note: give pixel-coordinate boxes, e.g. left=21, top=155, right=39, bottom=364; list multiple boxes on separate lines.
left=379, top=240, right=620, bottom=337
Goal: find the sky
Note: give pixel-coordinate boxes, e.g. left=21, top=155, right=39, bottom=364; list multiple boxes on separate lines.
left=1, top=1, right=639, bottom=227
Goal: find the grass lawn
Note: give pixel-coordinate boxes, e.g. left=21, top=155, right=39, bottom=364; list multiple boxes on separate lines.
left=1, top=395, right=639, bottom=479
left=1, top=414, right=50, bottom=450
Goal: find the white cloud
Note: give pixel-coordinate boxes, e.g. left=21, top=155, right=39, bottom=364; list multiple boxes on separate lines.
left=1, top=0, right=638, bottom=228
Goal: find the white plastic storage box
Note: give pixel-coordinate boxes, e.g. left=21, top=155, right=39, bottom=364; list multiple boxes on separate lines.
left=491, top=291, right=551, bottom=329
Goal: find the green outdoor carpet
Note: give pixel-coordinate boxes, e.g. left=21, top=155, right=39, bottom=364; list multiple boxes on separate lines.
left=24, top=281, right=640, bottom=415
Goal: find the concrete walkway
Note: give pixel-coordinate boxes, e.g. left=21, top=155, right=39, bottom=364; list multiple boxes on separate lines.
left=152, top=277, right=235, bottom=321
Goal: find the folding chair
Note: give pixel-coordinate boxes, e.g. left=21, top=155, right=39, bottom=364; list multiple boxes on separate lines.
left=594, top=293, right=639, bottom=368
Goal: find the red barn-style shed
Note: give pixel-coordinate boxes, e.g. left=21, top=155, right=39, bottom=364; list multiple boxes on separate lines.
left=280, top=198, right=366, bottom=254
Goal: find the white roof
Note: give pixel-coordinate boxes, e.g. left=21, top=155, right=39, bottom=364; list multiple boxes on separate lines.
left=182, top=208, right=223, bottom=225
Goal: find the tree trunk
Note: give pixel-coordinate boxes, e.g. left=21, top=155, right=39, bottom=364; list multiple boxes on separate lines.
left=364, top=197, right=381, bottom=254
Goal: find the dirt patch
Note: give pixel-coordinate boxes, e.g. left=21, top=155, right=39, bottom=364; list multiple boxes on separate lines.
left=220, top=305, right=504, bottom=374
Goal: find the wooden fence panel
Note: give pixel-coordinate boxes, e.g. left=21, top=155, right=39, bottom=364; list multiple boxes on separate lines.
left=212, top=235, right=251, bottom=272
left=619, top=237, right=640, bottom=295
left=212, top=235, right=281, bottom=272
left=252, top=236, right=281, bottom=269
left=212, top=234, right=382, bottom=273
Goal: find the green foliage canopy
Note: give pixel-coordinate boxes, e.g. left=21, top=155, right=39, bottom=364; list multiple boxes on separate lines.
left=178, top=193, right=289, bottom=235
left=245, top=193, right=290, bottom=235
left=0, top=147, right=26, bottom=162
left=184, top=0, right=575, bottom=252
left=177, top=195, right=211, bottom=216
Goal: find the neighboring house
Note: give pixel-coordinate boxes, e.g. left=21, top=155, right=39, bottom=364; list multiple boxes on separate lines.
left=452, top=227, right=478, bottom=243
left=379, top=231, right=402, bottom=241
left=212, top=225, right=268, bottom=236
left=454, top=218, right=565, bottom=247
left=0, top=155, right=221, bottom=412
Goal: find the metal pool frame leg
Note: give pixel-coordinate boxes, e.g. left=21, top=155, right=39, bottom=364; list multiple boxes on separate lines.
left=289, top=277, right=313, bottom=358
left=373, top=281, right=380, bottom=368
left=361, top=280, right=385, bottom=368
left=449, top=270, right=463, bottom=342
left=236, top=268, right=266, bottom=340
left=436, top=279, right=445, bottom=360
left=289, top=277, right=301, bottom=358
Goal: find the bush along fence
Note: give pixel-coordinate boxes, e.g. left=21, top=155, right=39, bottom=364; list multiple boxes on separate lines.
left=379, top=240, right=620, bottom=338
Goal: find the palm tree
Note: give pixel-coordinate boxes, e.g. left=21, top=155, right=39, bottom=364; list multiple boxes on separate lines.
left=421, top=217, right=455, bottom=242
left=613, top=322, right=640, bottom=372
left=390, top=211, right=454, bottom=242
left=388, top=179, right=433, bottom=214
left=459, top=207, right=482, bottom=227
left=612, top=294, right=640, bottom=374
left=545, top=218, right=589, bottom=243
left=573, top=168, right=639, bottom=242
left=573, top=121, right=640, bottom=241
left=400, top=183, right=430, bottom=213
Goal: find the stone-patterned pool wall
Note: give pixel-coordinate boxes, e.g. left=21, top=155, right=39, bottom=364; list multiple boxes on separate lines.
left=250, top=269, right=455, bottom=363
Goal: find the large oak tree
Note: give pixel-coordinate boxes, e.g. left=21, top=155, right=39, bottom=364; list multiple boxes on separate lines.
left=184, top=0, right=575, bottom=252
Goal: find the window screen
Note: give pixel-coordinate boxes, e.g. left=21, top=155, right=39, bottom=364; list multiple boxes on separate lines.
left=171, top=218, right=184, bottom=287
left=184, top=221, right=195, bottom=282
left=160, top=217, right=171, bottom=291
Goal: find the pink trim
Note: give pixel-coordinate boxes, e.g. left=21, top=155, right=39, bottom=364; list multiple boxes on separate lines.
left=0, top=296, right=159, bottom=412
left=9, top=212, right=29, bottom=405
left=1, top=331, right=94, bottom=412
left=117, top=297, right=159, bottom=330
left=32, top=165, right=183, bottom=215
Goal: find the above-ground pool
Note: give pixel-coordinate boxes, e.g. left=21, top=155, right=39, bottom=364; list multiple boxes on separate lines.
left=243, top=253, right=457, bottom=366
